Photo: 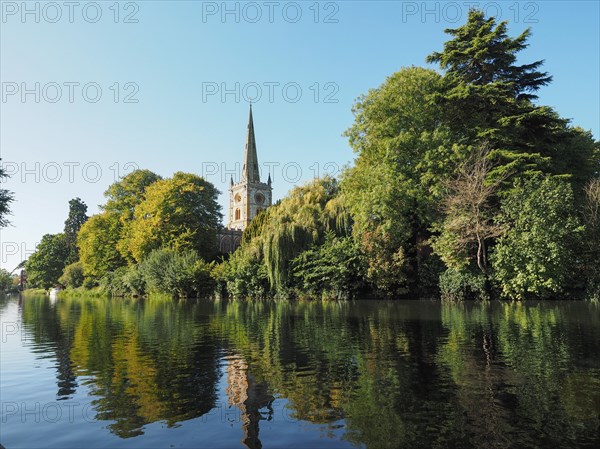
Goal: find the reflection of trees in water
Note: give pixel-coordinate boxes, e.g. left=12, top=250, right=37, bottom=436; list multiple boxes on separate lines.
left=213, top=300, right=600, bottom=449
left=437, top=302, right=600, bottom=449
left=19, top=294, right=78, bottom=399
left=0, top=293, right=14, bottom=316
left=18, top=296, right=600, bottom=448
left=21, top=296, right=221, bottom=438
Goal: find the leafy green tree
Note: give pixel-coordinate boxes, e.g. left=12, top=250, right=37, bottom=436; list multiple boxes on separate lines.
left=100, top=169, right=161, bottom=263
left=0, top=269, right=13, bottom=291
left=59, top=261, right=84, bottom=289
left=0, top=161, right=15, bottom=228
left=219, top=251, right=270, bottom=299
left=220, top=177, right=352, bottom=298
left=426, top=9, right=552, bottom=147
left=120, top=264, right=147, bottom=296
left=125, top=172, right=221, bottom=262
left=77, top=212, right=126, bottom=283
left=228, top=177, right=350, bottom=294
left=25, top=234, right=69, bottom=289
left=291, top=232, right=366, bottom=299
left=102, top=169, right=162, bottom=220
left=491, top=177, right=583, bottom=300
left=261, top=178, right=349, bottom=290
left=342, top=66, right=454, bottom=295
left=64, top=198, right=88, bottom=264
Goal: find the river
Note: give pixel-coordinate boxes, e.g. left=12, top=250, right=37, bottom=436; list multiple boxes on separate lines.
left=1, top=294, right=598, bottom=448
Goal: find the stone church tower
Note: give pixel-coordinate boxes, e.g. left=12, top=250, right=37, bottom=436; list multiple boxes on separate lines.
left=227, top=104, right=272, bottom=230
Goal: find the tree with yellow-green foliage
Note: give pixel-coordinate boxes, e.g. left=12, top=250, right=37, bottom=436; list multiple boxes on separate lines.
left=77, top=170, right=161, bottom=284
left=123, top=172, right=221, bottom=263
left=78, top=212, right=125, bottom=283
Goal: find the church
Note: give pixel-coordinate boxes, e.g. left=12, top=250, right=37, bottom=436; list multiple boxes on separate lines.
left=218, top=104, right=273, bottom=253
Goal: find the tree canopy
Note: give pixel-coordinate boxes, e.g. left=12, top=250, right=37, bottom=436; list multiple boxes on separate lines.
left=25, top=233, right=69, bottom=289
left=124, top=172, right=221, bottom=262
left=64, top=198, right=88, bottom=264
left=0, top=161, right=15, bottom=228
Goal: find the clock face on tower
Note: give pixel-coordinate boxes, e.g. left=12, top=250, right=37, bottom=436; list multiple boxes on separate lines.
left=235, top=194, right=242, bottom=203
left=255, top=193, right=265, bottom=205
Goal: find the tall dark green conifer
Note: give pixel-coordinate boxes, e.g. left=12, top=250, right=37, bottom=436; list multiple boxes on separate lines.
left=64, top=198, right=88, bottom=264
left=427, top=10, right=551, bottom=98
left=427, top=10, right=597, bottom=198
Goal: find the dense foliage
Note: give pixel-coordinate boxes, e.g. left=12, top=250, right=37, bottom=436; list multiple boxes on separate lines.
left=221, top=10, right=598, bottom=301
left=78, top=212, right=125, bottom=282
left=0, top=268, right=14, bottom=291
left=100, top=248, right=215, bottom=298
left=0, top=162, right=14, bottom=228
left=491, top=177, right=583, bottom=300
left=218, top=177, right=355, bottom=299
left=26, top=233, right=70, bottom=289
left=123, top=172, right=221, bottom=262
left=64, top=198, right=88, bottom=264
left=58, top=261, right=84, bottom=289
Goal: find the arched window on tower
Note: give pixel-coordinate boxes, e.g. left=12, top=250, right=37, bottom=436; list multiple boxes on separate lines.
left=235, top=208, right=241, bottom=220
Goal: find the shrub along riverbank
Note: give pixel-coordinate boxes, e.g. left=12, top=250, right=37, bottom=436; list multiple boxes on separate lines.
left=23, top=11, right=599, bottom=301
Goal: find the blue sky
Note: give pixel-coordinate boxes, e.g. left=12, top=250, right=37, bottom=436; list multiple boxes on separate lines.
left=1, top=0, right=599, bottom=270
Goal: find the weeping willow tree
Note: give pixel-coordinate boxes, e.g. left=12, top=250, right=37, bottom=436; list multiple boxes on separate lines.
left=221, top=177, right=352, bottom=297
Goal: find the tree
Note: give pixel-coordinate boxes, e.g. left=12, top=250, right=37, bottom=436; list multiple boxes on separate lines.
left=291, top=232, right=366, bottom=299
left=491, top=177, right=583, bottom=300
left=59, top=261, right=84, bottom=289
left=25, top=234, right=69, bottom=289
left=64, top=198, right=88, bottom=264
left=432, top=143, right=506, bottom=273
left=76, top=169, right=162, bottom=277
left=103, top=169, right=162, bottom=220
left=0, top=161, right=15, bottom=228
left=426, top=10, right=551, bottom=97
left=426, top=9, right=597, bottom=197
left=342, top=67, right=454, bottom=296
left=77, top=212, right=126, bottom=283
left=124, top=172, right=221, bottom=262
left=0, top=269, right=13, bottom=291
left=582, top=179, right=600, bottom=298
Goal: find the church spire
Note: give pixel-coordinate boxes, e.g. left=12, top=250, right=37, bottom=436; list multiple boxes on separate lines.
left=242, top=103, right=260, bottom=183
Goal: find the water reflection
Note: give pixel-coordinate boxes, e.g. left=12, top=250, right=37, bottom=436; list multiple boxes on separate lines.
left=5, top=295, right=600, bottom=448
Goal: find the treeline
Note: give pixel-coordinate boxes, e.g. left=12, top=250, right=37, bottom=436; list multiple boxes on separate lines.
left=0, top=159, right=16, bottom=291
left=24, top=11, right=599, bottom=300
left=25, top=171, right=222, bottom=297
left=220, top=11, right=599, bottom=301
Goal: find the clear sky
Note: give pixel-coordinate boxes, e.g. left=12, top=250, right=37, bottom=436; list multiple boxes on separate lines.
left=1, top=0, right=599, bottom=271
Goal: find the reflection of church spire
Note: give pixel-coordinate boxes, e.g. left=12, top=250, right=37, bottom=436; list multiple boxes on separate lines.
left=226, top=356, right=274, bottom=449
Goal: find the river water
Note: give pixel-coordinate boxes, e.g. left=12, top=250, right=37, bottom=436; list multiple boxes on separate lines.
left=1, top=294, right=598, bottom=448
